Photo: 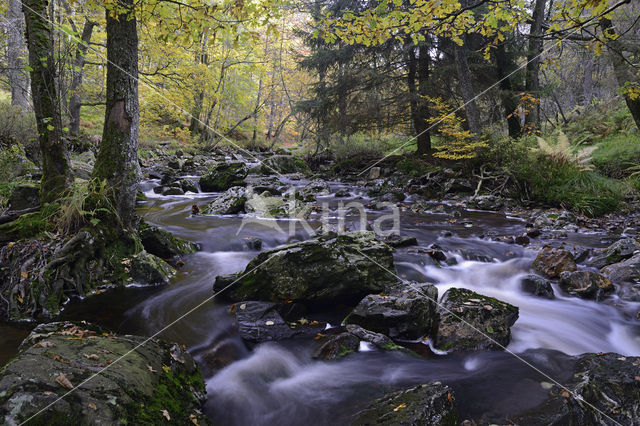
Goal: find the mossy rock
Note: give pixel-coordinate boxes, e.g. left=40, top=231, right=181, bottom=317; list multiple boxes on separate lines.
left=203, top=186, right=247, bottom=215
left=139, top=220, right=198, bottom=259
left=129, top=250, right=176, bottom=285
left=254, top=155, right=311, bottom=175
left=0, top=322, right=208, bottom=425
left=8, top=182, right=40, bottom=211
left=199, top=162, right=248, bottom=192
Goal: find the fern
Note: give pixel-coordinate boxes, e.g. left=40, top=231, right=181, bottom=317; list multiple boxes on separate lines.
left=534, top=132, right=596, bottom=170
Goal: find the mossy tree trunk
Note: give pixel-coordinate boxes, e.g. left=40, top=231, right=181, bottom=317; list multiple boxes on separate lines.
left=7, top=0, right=30, bottom=110
left=93, top=0, right=141, bottom=229
left=68, top=18, right=97, bottom=137
left=23, top=0, right=71, bottom=203
left=407, top=41, right=432, bottom=156
left=524, top=0, right=546, bottom=130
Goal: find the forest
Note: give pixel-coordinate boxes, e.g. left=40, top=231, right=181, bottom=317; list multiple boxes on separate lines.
left=0, top=0, right=639, bottom=424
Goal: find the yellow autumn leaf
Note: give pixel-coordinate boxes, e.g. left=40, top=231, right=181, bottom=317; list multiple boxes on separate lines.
left=393, top=403, right=406, bottom=412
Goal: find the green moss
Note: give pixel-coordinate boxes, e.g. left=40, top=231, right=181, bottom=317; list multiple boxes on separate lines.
left=381, top=342, right=405, bottom=351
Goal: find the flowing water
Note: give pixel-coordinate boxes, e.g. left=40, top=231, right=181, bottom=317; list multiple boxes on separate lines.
left=3, top=178, right=640, bottom=424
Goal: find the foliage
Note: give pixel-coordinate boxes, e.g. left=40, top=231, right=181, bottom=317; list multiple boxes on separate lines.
left=533, top=132, right=596, bottom=171
left=428, top=97, right=487, bottom=160
left=0, top=102, right=37, bottom=152
left=591, top=133, right=640, bottom=178
left=56, top=179, right=120, bottom=235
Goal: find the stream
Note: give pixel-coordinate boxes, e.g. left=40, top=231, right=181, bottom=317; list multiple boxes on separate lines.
left=3, top=177, right=640, bottom=425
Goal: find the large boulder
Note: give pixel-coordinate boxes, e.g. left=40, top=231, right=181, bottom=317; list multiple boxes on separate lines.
left=436, top=288, right=519, bottom=352
left=532, top=247, right=577, bottom=278
left=199, top=162, right=248, bottom=192
left=520, top=275, right=555, bottom=299
left=129, top=250, right=176, bottom=285
left=213, top=231, right=396, bottom=306
left=559, top=270, right=614, bottom=300
left=344, top=282, right=438, bottom=340
left=587, top=238, right=640, bottom=268
left=229, top=301, right=324, bottom=343
left=352, top=383, right=458, bottom=425
left=138, top=221, right=198, bottom=260
left=601, top=253, right=640, bottom=283
left=8, top=182, right=40, bottom=211
left=255, top=155, right=311, bottom=175
left=204, top=186, right=247, bottom=215
left=0, top=322, right=207, bottom=425
left=512, top=353, right=640, bottom=425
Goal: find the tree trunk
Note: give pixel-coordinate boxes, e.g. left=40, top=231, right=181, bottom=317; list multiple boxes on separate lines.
left=524, top=0, right=546, bottom=129
left=68, top=19, right=96, bottom=137
left=7, top=0, right=30, bottom=110
left=600, top=17, right=640, bottom=131
left=581, top=55, right=595, bottom=108
left=495, top=42, right=522, bottom=138
left=453, top=41, right=481, bottom=135
left=23, top=0, right=71, bottom=202
left=93, top=0, right=140, bottom=228
left=407, top=42, right=431, bottom=155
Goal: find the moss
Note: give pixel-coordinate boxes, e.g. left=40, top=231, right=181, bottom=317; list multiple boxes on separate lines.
left=381, top=342, right=405, bottom=351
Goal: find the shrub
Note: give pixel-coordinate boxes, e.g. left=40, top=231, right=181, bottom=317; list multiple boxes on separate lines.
left=591, top=133, right=640, bottom=178
left=0, top=102, right=37, bottom=148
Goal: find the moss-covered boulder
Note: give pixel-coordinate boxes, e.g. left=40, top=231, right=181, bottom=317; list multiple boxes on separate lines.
left=0, top=322, right=208, bottom=425
left=213, top=231, right=396, bottom=306
left=601, top=253, right=640, bottom=283
left=533, top=247, right=577, bottom=278
left=128, top=250, right=176, bottom=285
left=254, top=155, right=311, bottom=175
left=138, top=221, right=198, bottom=260
left=512, top=353, right=640, bottom=425
left=204, top=186, right=247, bottom=215
left=436, top=288, right=519, bottom=352
left=199, top=162, right=248, bottom=192
left=352, top=383, right=458, bottom=425
left=8, top=182, right=40, bottom=211
left=344, top=282, right=438, bottom=340
left=587, top=238, right=640, bottom=268
left=559, top=270, right=614, bottom=300
left=299, top=179, right=330, bottom=201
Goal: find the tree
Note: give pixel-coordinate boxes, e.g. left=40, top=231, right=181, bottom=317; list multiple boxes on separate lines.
left=93, top=0, right=140, bottom=228
left=23, top=0, right=71, bottom=202
left=67, top=16, right=97, bottom=137
left=6, top=0, right=30, bottom=110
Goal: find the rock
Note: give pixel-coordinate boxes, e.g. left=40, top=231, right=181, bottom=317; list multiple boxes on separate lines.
left=8, top=182, right=40, bottom=211
left=300, top=179, right=330, bottom=201
left=512, top=353, right=640, bottom=425
left=532, top=247, right=577, bottom=278
left=384, top=236, right=418, bottom=248
left=204, top=186, right=247, bottom=215
left=601, top=253, right=640, bottom=283
left=138, top=221, right=198, bottom=259
left=335, top=188, right=350, bottom=197
left=244, top=237, right=262, bottom=251
left=345, top=324, right=396, bottom=349
left=229, top=301, right=325, bottom=343
left=368, top=167, right=381, bottom=179
left=213, top=231, right=396, bottom=306
left=559, top=270, right=614, bottom=300
left=129, top=250, right=176, bottom=285
left=256, top=155, right=311, bottom=175
left=180, top=179, right=199, bottom=193
left=199, top=162, right=248, bottom=192
left=311, top=332, right=360, bottom=360
left=520, top=275, right=555, bottom=299
left=467, top=195, right=504, bottom=211
left=70, top=159, right=93, bottom=180
left=352, top=383, right=458, bottom=425
left=514, top=235, right=530, bottom=246
left=242, top=189, right=311, bottom=218
left=588, top=238, right=640, bottom=268
left=345, top=282, right=438, bottom=340
left=161, top=186, right=184, bottom=196
left=0, top=322, right=207, bottom=425
left=437, top=288, right=519, bottom=352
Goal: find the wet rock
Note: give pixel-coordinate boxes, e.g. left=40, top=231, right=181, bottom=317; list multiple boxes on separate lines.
left=512, top=352, right=640, bottom=426
left=300, top=179, right=331, bottom=201
left=161, top=185, right=184, bottom=196
left=311, top=332, right=360, bottom=360
left=197, top=338, right=246, bottom=377
left=204, top=186, right=247, bottom=215
left=532, top=247, right=577, bottom=278
left=229, top=301, right=325, bottom=343
left=407, top=169, right=473, bottom=199
left=180, top=179, right=199, bottom=193
left=345, top=282, right=438, bottom=340
left=601, top=253, right=640, bottom=283
left=384, top=236, right=418, bottom=248
left=129, top=250, right=176, bottom=285
left=368, top=167, right=381, bottom=180
left=514, top=235, right=530, bottom=246
left=244, top=237, right=263, bottom=251
left=335, top=188, right=350, bottom=197
left=255, top=155, right=311, bottom=175
left=587, top=238, right=640, bottom=269
left=467, top=195, right=504, bottom=211
left=213, top=231, right=396, bottom=306
left=345, top=324, right=396, bottom=349
left=138, top=221, right=198, bottom=259
left=352, top=383, right=458, bottom=425
left=0, top=322, right=207, bottom=425
left=559, top=270, right=614, bottom=300
left=8, top=182, right=40, bottom=210
left=520, top=275, right=555, bottom=299
left=456, top=249, right=493, bottom=263
left=70, top=159, right=93, bottom=180
left=199, top=161, right=248, bottom=192
left=436, top=288, right=519, bottom=352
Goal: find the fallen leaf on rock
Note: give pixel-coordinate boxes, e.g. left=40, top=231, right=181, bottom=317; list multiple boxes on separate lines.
left=170, top=352, right=185, bottom=364
left=393, top=403, right=406, bottom=412
left=56, top=373, right=73, bottom=389
left=561, top=390, right=570, bottom=398
left=83, top=353, right=99, bottom=360
left=162, top=365, right=171, bottom=373
left=483, top=305, right=493, bottom=310
left=162, top=409, right=171, bottom=420
left=148, top=365, right=157, bottom=373
left=35, top=341, right=55, bottom=348
left=88, top=401, right=97, bottom=411
left=189, top=414, right=199, bottom=425
left=313, top=333, right=325, bottom=340
left=447, top=392, right=453, bottom=403
left=634, top=376, right=640, bottom=382
left=265, top=320, right=275, bottom=326
left=239, top=303, right=246, bottom=310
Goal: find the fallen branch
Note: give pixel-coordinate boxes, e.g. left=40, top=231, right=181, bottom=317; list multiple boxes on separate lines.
left=0, top=206, right=41, bottom=225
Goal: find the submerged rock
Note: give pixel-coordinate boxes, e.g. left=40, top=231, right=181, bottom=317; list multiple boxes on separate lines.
left=345, top=282, right=438, bottom=340
left=0, top=322, right=207, bottom=425
left=436, top=288, right=519, bottom=352
left=601, top=253, right=640, bottom=283
left=204, top=186, right=247, bottom=215
left=199, top=162, right=248, bottom=192
left=512, top=353, right=640, bottom=425
left=229, top=301, right=325, bottom=343
left=559, top=270, right=614, bottom=300
left=311, top=332, right=360, bottom=360
left=352, top=383, right=458, bottom=425
left=520, top=275, right=555, bottom=299
left=532, top=247, right=577, bottom=278
left=213, top=231, right=396, bottom=306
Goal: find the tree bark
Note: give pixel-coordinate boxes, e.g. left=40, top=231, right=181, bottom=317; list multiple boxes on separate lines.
left=23, top=0, right=71, bottom=202
left=7, top=0, right=30, bottom=110
left=68, top=19, right=97, bottom=137
left=407, top=42, right=431, bottom=155
left=495, top=42, right=522, bottom=138
left=524, top=0, right=546, bottom=129
left=453, top=41, right=481, bottom=135
left=93, top=0, right=141, bottom=228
